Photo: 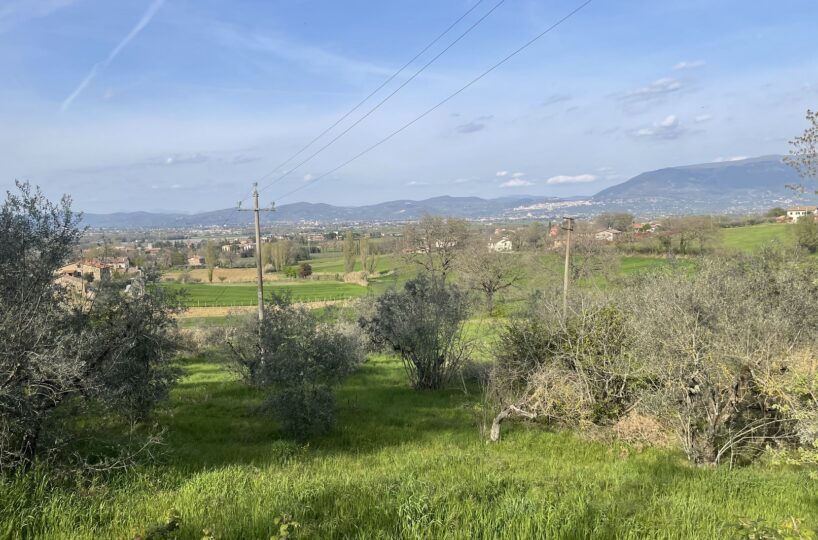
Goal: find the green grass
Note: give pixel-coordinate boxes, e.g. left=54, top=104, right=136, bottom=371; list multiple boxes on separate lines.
left=307, top=254, right=399, bottom=274
left=720, top=223, right=794, bottom=252
left=3, top=353, right=815, bottom=539
left=163, top=281, right=369, bottom=306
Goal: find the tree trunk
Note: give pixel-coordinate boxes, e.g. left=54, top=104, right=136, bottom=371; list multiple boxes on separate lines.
left=489, top=405, right=537, bottom=442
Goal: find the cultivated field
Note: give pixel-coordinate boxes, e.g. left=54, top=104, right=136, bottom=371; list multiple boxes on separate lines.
left=163, top=281, right=369, bottom=306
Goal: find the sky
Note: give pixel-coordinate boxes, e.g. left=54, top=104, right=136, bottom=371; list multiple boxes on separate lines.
left=1, top=0, right=817, bottom=213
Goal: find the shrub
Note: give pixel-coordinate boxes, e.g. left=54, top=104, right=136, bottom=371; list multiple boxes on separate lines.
left=227, top=294, right=363, bottom=438
left=298, top=262, right=312, bottom=279
left=487, top=296, right=639, bottom=440
left=361, top=274, right=473, bottom=390
left=625, top=253, right=818, bottom=465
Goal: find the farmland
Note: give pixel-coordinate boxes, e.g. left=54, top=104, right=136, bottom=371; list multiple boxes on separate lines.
left=162, top=281, right=369, bottom=306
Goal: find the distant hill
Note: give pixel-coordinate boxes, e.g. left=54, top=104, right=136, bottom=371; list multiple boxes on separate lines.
left=593, top=155, right=806, bottom=214
left=80, top=195, right=574, bottom=228
left=80, top=156, right=811, bottom=228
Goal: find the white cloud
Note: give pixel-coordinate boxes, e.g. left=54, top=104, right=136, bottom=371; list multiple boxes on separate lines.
left=673, top=60, right=706, bottom=70
left=495, top=170, right=509, bottom=177
left=694, top=114, right=713, bottom=123
left=545, top=174, right=598, bottom=185
left=630, top=115, right=686, bottom=141
left=500, top=178, right=534, bottom=188
left=302, top=173, right=314, bottom=182
left=713, top=156, right=748, bottom=162
left=625, top=78, right=682, bottom=100
left=511, top=172, right=525, bottom=178
left=61, top=0, right=166, bottom=111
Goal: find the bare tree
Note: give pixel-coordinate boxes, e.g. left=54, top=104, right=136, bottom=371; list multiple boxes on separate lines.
left=785, top=109, right=818, bottom=193
left=359, top=235, right=376, bottom=274
left=402, top=215, right=470, bottom=279
left=204, top=240, right=218, bottom=282
left=457, top=241, right=526, bottom=313
left=343, top=231, right=356, bottom=273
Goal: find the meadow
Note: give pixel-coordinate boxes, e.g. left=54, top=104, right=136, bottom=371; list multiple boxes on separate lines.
left=719, top=222, right=794, bottom=252
left=2, top=353, right=814, bottom=539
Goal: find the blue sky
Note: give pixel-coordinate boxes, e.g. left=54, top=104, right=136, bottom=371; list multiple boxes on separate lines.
left=1, top=0, right=817, bottom=213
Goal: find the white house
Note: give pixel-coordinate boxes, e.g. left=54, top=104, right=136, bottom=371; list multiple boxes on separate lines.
left=595, top=228, right=623, bottom=242
left=787, top=206, right=818, bottom=222
left=488, top=237, right=514, bottom=252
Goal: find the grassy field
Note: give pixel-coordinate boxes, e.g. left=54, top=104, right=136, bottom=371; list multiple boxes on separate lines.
left=719, top=222, right=794, bottom=252
left=307, top=254, right=397, bottom=274
left=3, top=353, right=814, bottom=539
left=163, top=281, right=369, bottom=306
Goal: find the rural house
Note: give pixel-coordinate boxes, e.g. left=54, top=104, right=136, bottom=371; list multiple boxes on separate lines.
left=595, top=228, right=623, bottom=242
left=786, top=206, right=818, bottom=221
left=188, top=256, right=205, bottom=267
left=488, top=237, right=514, bottom=252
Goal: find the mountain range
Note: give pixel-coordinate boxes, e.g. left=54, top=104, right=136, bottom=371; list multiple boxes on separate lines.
left=81, top=155, right=809, bottom=228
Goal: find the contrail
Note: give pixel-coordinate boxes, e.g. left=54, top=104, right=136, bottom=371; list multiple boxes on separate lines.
left=60, top=0, right=165, bottom=111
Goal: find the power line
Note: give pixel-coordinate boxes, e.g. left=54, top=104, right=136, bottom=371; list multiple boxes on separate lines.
left=275, top=0, right=594, bottom=203
left=249, top=0, right=488, bottom=193
left=254, top=0, right=507, bottom=198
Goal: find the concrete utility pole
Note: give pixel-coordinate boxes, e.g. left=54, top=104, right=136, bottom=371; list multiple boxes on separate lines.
left=561, top=216, right=575, bottom=321
left=237, top=183, right=275, bottom=322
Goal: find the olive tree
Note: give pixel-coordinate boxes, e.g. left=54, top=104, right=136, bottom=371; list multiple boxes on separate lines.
left=362, top=274, right=473, bottom=390
left=227, top=294, right=364, bottom=438
left=625, top=253, right=818, bottom=465
left=0, top=182, right=183, bottom=472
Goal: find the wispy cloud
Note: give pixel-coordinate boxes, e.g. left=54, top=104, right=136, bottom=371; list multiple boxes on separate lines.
left=673, top=60, right=705, bottom=70
left=713, top=155, right=748, bottom=162
left=211, top=23, right=394, bottom=77
left=546, top=174, right=597, bottom=185
left=629, top=114, right=687, bottom=141
left=456, top=121, right=486, bottom=134
left=625, top=78, right=683, bottom=100
left=495, top=171, right=509, bottom=177
left=500, top=178, right=534, bottom=188
left=694, top=114, right=713, bottom=123
left=0, top=0, right=80, bottom=33
left=60, top=0, right=165, bottom=111
left=541, top=93, right=572, bottom=107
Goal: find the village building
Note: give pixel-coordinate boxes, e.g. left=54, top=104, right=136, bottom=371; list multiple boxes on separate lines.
left=488, top=237, right=514, bottom=252
left=188, top=256, right=205, bottom=267
left=595, top=228, right=623, bottom=242
left=787, top=206, right=818, bottom=221
left=100, top=256, right=130, bottom=273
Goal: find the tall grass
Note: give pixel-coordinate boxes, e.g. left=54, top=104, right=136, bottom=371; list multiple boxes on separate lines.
left=2, top=354, right=815, bottom=539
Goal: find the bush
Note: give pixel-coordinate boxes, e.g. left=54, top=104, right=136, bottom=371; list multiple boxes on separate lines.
left=361, top=274, right=473, bottom=390
left=625, top=253, right=818, bottom=465
left=227, top=294, right=363, bottom=438
left=487, top=296, right=639, bottom=440
left=298, top=262, right=313, bottom=279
